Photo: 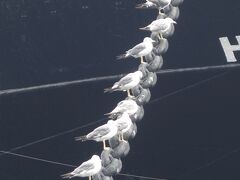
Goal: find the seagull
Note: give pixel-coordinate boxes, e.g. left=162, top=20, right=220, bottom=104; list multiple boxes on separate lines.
left=136, top=1, right=158, bottom=9
left=139, top=17, right=176, bottom=39
left=115, top=112, right=133, bottom=141
left=136, top=0, right=171, bottom=14
left=61, top=155, right=101, bottom=180
left=105, top=98, right=139, bottom=118
left=150, top=0, right=172, bottom=12
left=75, top=120, right=118, bottom=150
left=117, top=37, right=155, bottom=63
left=104, top=71, right=143, bottom=97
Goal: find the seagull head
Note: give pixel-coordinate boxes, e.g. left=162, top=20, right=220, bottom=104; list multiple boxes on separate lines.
left=134, top=70, right=143, bottom=79
left=165, top=17, right=177, bottom=24
left=143, top=37, right=156, bottom=44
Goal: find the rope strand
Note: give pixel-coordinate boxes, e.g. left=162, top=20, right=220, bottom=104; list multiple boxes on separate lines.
left=149, top=72, right=228, bottom=104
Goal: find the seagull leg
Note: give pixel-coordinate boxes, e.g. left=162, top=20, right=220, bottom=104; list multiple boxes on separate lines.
left=89, top=176, right=91, bottom=180
left=103, top=140, right=110, bottom=150
left=118, top=134, right=122, bottom=141
left=127, top=89, right=134, bottom=98
left=130, top=89, right=133, bottom=96
left=103, top=140, right=107, bottom=149
left=159, top=33, right=163, bottom=39
left=140, top=56, right=144, bottom=63
left=121, top=133, right=128, bottom=143
left=127, top=90, right=131, bottom=97
left=121, top=132, right=124, bottom=141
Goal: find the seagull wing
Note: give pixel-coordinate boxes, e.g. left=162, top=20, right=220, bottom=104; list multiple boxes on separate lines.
left=73, top=161, right=95, bottom=174
left=152, top=19, right=169, bottom=31
left=87, top=124, right=111, bottom=140
left=117, top=100, right=135, bottom=109
left=117, top=74, right=133, bottom=88
left=136, top=1, right=157, bottom=9
left=127, top=43, right=146, bottom=57
left=117, top=100, right=127, bottom=107
left=148, top=0, right=170, bottom=7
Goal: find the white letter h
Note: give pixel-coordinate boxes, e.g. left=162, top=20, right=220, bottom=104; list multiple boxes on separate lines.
left=219, top=35, right=240, bottom=62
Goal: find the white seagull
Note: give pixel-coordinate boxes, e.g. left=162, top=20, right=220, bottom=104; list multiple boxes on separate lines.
left=140, top=17, right=176, bottom=39
left=136, top=1, right=158, bottom=9
left=136, top=0, right=171, bottom=13
left=117, top=37, right=155, bottom=63
left=115, top=112, right=133, bottom=141
left=105, top=98, right=139, bottom=118
left=61, top=155, right=101, bottom=180
left=104, top=71, right=143, bottom=97
left=150, top=0, right=172, bottom=12
left=75, top=120, right=118, bottom=150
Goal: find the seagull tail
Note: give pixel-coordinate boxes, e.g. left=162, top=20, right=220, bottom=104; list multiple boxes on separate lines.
left=116, top=53, right=128, bottom=60
left=104, top=112, right=112, bottom=116
left=75, top=135, right=88, bottom=141
left=108, top=113, right=119, bottom=120
left=139, top=26, right=150, bottom=31
left=104, top=83, right=119, bottom=93
left=104, top=87, right=114, bottom=93
left=104, top=112, right=119, bottom=119
left=61, top=173, right=74, bottom=179
left=104, top=112, right=118, bottom=119
left=135, top=3, right=145, bottom=9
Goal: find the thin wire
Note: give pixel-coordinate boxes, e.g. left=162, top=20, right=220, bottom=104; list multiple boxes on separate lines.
left=177, top=146, right=240, bottom=179
left=0, top=118, right=107, bottom=157
left=0, top=74, right=124, bottom=96
left=0, top=151, right=76, bottom=168
left=156, top=63, right=240, bottom=75
left=0, top=64, right=239, bottom=97
left=149, top=72, right=228, bottom=104
left=0, top=151, right=167, bottom=180
left=118, top=173, right=168, bottom=180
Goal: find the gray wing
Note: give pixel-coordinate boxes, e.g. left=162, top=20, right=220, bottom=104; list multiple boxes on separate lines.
left=152, top=20, right=169, bottom=31
left=117, top=75, right=133, bottom=87
left=148, top=0, right=169, bottom=7
left=117, top=100, right=134, bottom=109
left=147, top=0, right=160, bottom=4
left=74, top=162, right=94, bottom=174
left=127, top=43, right=146, bottom=57
left=117, top=100, right=126, bottom=106
left=87, top=125, right=110, bottom=140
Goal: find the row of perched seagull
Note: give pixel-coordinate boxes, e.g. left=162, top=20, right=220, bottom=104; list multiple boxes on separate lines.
left=61, top=0, right=176, bottom=179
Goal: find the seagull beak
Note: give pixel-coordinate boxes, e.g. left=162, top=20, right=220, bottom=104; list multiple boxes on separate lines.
left=173, top=21, right=177, bottom=24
